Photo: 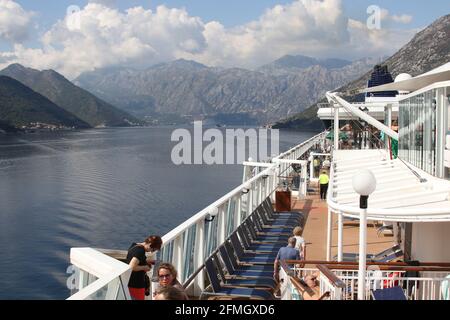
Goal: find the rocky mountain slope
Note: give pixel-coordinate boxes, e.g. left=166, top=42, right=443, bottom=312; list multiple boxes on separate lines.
left=275, top=14, right=450, bottom=130
left=0, top=76, right=89, bottom=129
left=1, top=64, right=140, bottom=128
left=75, top=56, right=376, bottom=125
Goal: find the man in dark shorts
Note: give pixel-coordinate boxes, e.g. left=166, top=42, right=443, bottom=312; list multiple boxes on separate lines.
left=126, top=235, right=162, bottom=300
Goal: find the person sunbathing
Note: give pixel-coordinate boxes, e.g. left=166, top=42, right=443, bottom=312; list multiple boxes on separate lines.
left=303, top=272, right=320, bottom=289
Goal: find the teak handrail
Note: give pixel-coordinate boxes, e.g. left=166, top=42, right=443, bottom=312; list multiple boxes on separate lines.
left=285, top=260, right=450, bottom=270
left=316, top=265, right=346, bottom=288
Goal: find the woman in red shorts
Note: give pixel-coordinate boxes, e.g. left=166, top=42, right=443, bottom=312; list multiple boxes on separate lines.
left=126, top=235, right=162, bottom=300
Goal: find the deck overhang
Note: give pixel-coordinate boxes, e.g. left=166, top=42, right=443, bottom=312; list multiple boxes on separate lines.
left=363, top=62, right=450, bottom=94
left=328, top=150, right=450, bottom=222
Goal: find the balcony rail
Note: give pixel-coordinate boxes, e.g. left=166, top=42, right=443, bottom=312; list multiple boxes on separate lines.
left=283, top=260, right=450, bottom=301
left=66, top=248, right=132, bottom=300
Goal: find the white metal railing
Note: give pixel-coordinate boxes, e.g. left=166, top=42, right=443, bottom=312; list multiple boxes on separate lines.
left=67, top=130, right=329, bottom=299
left=67, top=248, right=132, bottom=300
left=334, top=270, right=450, bottom=301
left=290, top=265, right=450, bottom=301
left=168, top=130, right=328, bottom=296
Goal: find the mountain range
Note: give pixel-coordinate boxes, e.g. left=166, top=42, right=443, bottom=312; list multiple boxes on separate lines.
left=0, top=75, right=90, bottom=130
left=274, top=14, right=450, bottom=130
left=0, top=64, right=140, bottom=130
left=74, top=56, right=378, bottom=125
left=5, top=13, right=448, bottom=132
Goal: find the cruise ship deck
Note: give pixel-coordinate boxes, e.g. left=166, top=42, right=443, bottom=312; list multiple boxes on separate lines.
left=66, top=62, right=450, bottom=301
left=293, top=195, right=392, bottom=262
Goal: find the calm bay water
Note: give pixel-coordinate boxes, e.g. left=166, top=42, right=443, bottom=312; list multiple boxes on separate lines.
left=0, top=127, right=315, bottom=299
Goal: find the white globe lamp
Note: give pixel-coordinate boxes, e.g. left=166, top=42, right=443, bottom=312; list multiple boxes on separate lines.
left=352, top=169, right=377, bottom=197
left=352, top=169, right=376, bottom=301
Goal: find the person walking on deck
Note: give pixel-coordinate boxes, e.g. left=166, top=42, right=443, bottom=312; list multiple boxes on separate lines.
left=319, top=171, right=329, bottom=200
left=322, top=157, right=331, bottom=170
left=293, top=226, right=306, bottom=260
left=273, top=237, right=300, bottom=297
left=313, top=158, right=320, bottom=177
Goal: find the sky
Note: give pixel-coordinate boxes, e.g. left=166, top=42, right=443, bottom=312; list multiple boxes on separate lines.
left=0, top=0, right=448, bottom=79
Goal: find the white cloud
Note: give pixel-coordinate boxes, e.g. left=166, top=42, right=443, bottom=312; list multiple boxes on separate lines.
left=380, top=8, right=413, bottom=24
left=0, top=0, right=34, bottom=43
left=185, top=0, right=351, bottom=69
left=0, top=3, right=207, bottom=78
left=0, top=0, right=418, bottom=79
left=347, top=18, right=417, bottom=59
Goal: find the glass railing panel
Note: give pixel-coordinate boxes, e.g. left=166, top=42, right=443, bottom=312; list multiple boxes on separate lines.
left=86, top=283, right=109, bottom=300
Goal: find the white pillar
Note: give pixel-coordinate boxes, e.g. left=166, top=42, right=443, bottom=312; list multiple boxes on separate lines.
left=358, top=208, right=368, bottom=300
left=334, top=106, right=339, bottom=151
left=173, top=236, right=184, bottom=282
left=436, top=88, right=446, bottom=178
left=326, top=209, right=333, bottom=261
left=385, top=104, right=393, bottom=153
left=218, top=206, right=226, bottom=245
left=337, top=213, right=343, bottom=262
left=193, top=221, right=205, bottom=295
left=310, top=155, right=314, bottom=181
left=235, top=196, right=242, bottom=229
left=301, top=163, right=308, bottom=197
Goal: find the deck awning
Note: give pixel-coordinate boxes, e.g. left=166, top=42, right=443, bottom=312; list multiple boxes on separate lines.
left=328, top=150, right=450, bottom=222
left=362, top=62, right=450, bottom=94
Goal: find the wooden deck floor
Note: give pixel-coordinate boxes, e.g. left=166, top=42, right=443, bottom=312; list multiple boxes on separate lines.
left=292, top=195, right=394, bottom=261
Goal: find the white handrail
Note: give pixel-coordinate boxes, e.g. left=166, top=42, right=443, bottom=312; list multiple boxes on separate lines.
left=327, top=92, right=399, bottom=140
left=67, top=248, right=132, bottom=300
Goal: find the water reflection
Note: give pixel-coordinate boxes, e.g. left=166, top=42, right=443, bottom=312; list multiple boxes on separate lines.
left=0, top=127, right=316, bottom=299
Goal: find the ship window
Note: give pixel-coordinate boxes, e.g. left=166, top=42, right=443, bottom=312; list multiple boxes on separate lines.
left=399, top=89, right=436, bottom=176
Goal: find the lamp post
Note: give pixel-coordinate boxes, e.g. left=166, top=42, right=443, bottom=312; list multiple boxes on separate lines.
left=352, top=169, right=377, bottom=300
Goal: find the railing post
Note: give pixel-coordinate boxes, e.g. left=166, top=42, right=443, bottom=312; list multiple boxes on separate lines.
left=326, top=209, right=333, bottom=261
left=334, top=105, right=339, bottom=151
left=193, top=220, right=205, bottom=296
left=338, top=213, right=343, bottom=262
left=218, top=206, right=226, bottom=245
left=78, top=269, right=86, bottom=291
left=301, top=163, right=307, bottom=197
left=258, top=179, right=262, bottom=205
left=235, top=196, right=242, bottom=229
left=173, top=236, right=184, bottom=283
left=248, top=187, right=253, bottom=215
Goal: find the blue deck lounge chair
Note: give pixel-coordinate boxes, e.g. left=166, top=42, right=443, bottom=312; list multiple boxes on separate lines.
left=218, top=245, right=274, bottom=278
left=212, top=253, right=276, bottom=289
left=371, top=286, right=407, bottom=300
left=230, top=233, right=280, bottom=256
left=262, top=199, right=303, bottom=219
left=247, top=218, right=291, bottom=240
left=243, top=220, right=289, bottom=244
left=228, top=238, right=276, bottom=265
left=333, top=245, right=403, bottom=262
left=237, top=226, right=284, bottom=252
left=202, top=258, right=274, bottom=300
